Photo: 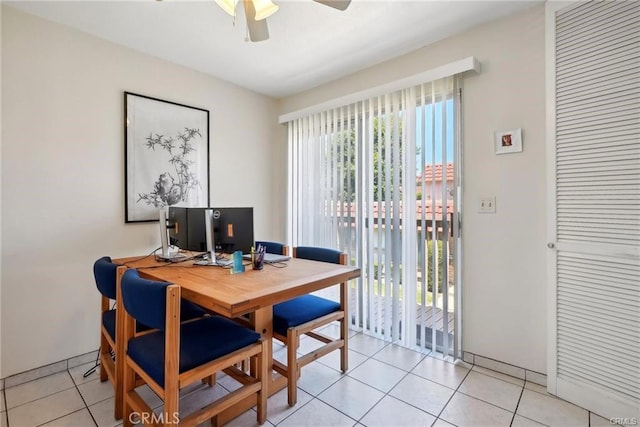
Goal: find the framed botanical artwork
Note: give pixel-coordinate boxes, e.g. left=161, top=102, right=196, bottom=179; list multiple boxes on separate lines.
left=494, top=128, right=523, bottom=155
left=125, top=92, right=210, bottom=223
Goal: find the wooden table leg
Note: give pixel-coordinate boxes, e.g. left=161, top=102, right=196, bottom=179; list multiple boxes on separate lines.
left=252, top=307, right=289, bottom=394
left=214, top=306, right=288, bottom=426
left=250, top=308, right=271, bottom=377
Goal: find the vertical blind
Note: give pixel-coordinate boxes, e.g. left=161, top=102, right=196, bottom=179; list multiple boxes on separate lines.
left=287, top=76, right=458, bottom=355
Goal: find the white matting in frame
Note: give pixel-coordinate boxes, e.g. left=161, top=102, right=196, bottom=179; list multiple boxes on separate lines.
left=494, top=128, right=523, bottom=155
left=125, top=92, right=210, bottom=223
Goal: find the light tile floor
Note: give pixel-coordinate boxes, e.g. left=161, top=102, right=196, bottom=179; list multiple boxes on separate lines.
left=1, top=328, right=610, bottom=427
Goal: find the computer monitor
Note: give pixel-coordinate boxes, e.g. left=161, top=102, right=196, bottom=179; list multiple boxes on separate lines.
left=212, top=207, right=254, bottom=255
left=168, top=206, right=254, bottom=255
left=168, top=207, right=209, bottom=252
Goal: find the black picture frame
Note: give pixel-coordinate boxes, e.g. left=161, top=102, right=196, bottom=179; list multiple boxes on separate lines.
left=124, top=92, right=210, bottom=223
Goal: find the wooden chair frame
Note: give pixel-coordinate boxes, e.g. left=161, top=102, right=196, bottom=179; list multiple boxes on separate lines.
left=99, top=265, right=126, bottom=419
left=254, top=241, right=289, bottom=257
left=272, top=248, right=348, bottom=406
left=122, top=284, right=268, bottom=426
left=99, top=265, right=157, bottom=420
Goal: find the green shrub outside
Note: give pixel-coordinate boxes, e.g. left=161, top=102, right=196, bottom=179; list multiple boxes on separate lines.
left=372, top=239, right=444, bottom=293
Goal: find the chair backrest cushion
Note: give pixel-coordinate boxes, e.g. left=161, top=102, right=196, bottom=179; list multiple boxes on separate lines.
left=255, top=241, right=285, bottom=255
left=94, top=256, right=118, bottom=300
left=121, top=269, right=170, bottom=330
left=295, top=246, right=342, bottom=264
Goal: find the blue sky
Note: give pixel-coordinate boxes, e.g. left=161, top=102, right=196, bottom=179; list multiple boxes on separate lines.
left=416, top=99, right=454, bottom=166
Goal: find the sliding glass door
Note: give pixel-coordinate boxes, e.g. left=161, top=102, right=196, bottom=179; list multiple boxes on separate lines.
left=287, top=76, right=461, bottom=358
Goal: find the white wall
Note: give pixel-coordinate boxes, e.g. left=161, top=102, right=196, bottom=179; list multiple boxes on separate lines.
left=0, top=3, right=4, bottom=378
left=0, top=5, right=281, bottom=377
left=279, top=5, right=547, bottom=373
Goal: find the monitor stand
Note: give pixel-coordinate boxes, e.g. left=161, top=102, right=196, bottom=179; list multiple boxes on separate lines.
left=158, top=208, right=185, bottom=262
left=194, top=254, right=232, bottom=267
left=157, top=246, right=186, bottom=262
left=194, top=208, right=232, bottom=267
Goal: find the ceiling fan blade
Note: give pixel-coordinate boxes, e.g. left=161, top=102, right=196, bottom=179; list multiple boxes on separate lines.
left=244, top=0, right=270, bottom=42
left=313, top=0, right=351, bottom=11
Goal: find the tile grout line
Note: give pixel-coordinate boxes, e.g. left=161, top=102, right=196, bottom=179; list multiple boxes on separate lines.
left=66, top=369, right=99, bottom=427
left=352, top=367, right=416, bottom=424
left=35, top=408, right=92, bottom=427
left=454, top=368, right=559, bottom=426
left=14, top=360, right=559, bottom=427
left=431, top=362, right=473, bottom=424
left=344, top=346, right=445, bottom=425
left=324, top=341, right=520, bottom=426
left=345, top=358, right=408, bottom=423
left=479, top=377, right=553, bottom=427
left=508, top=380, right=526, bottom=427
left=272, top=390, right=320, bottom=426
left=308, top=341, right=386, bottom=427
left=6, top=370, right=93, bottom=427
left=3, top=372, right=78, bottom=415
left=7, top=333, right=580, bottom=427
left=278, top=335, right=392, bottom=426
left=452, top=369, right=531, bottom=415
left=454, top=388, right=525, bottom=419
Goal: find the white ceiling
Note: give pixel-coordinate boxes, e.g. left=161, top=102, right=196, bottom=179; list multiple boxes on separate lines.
left=6, top=0, right=541, bottom=98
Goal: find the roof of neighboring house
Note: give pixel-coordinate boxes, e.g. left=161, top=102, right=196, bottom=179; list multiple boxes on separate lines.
left=333, top=200, right=454, bottom=219
left=371, top=201, right=453, bottom=217
left=416, top=163, right=454, bottom=183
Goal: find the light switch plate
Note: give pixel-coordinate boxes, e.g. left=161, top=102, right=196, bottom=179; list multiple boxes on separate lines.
left=479, top=197, right=496, bottom=213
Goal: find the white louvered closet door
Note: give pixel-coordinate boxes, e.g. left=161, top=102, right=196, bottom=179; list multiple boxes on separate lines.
left=546, top=1, right=640, bottom=420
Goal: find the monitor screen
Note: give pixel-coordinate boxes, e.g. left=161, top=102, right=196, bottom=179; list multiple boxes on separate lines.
left=168, top=206, right=254, bottom=254
left=168, top=207, right=209, bottom=252
left=212, top=207, right=254, bottom=255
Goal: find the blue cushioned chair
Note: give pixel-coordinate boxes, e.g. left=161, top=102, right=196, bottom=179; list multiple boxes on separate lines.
left=120, top=269, right=267, bottom=426
left=93, top=256, right=208, bottom=420
left=272, top=246, right=348, bottom=406
left=255, top=241, right=289, bottom=256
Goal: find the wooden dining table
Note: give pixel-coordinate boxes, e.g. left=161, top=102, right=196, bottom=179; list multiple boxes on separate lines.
left=114, top=254, right=361, bottom=424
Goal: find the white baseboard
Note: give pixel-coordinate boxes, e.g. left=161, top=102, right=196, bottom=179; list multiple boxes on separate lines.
left=463, top=351, right=547, bottom=386
left=1, top=349, right=98, bottom=390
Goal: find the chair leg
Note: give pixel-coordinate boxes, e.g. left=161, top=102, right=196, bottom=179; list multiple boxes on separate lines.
left=114, top=340, right=125, bottom=419
left=202, top=374, right=216, bottom=386
left=286, top=328, right=298, bottom=406
left=256, top=340, right=268, bottom=425
left=340, top=280, right=349, bottom=373
left=122, top=360, right=135, bottom=427
left=340, top=318, right=348, bottom=373
left=164, top=375, right=179, bottom=427
left=99, top=340, right=109, bottom=382
left=114, top=365, right=123, bottom=420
